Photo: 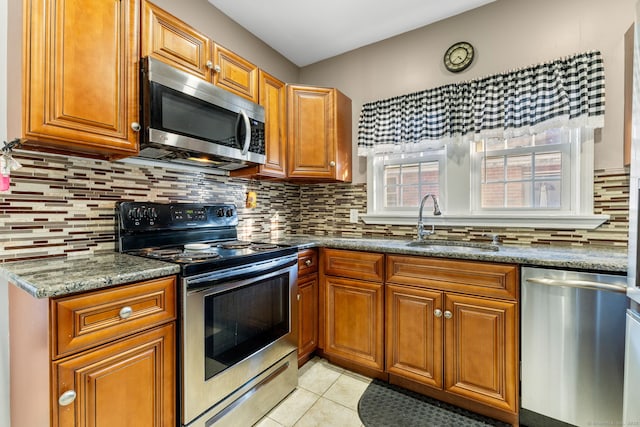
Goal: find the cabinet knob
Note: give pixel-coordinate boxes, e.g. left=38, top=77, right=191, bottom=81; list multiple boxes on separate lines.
left=305, top=259, right=312, bottom=266
left=444, top=310, right=453, bottom=319
left=434, top=309, right=443, bottom=318
left=130, top=122, right=141, bottom=132
left=119, top=306, right=133, bottom=320
left=297, top=294, right=300, bottom=301
left=206, top=60, right=213, bottom=69
left=58, top=390, right=77, bottom=406
left=329, top=161, right=336, bottom=167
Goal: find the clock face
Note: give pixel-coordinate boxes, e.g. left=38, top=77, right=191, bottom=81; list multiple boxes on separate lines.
left=444, top=42, right=474, bottom=73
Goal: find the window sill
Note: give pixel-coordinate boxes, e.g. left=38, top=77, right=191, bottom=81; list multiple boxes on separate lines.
left=360, top=213, right=610, bottom=230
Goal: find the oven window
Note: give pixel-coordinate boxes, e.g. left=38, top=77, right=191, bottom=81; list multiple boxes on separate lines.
left=203, top=272, right=289, bottom=380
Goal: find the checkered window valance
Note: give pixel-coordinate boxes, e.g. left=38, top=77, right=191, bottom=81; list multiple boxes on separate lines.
left=357, top=51, right=605, bottom=156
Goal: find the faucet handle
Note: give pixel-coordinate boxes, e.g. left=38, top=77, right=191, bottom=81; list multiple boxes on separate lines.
left=482, top=233, right=501, bottom=245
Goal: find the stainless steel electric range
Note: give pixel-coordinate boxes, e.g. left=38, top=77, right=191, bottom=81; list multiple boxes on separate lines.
left=117, top=201, right=299, bottom=427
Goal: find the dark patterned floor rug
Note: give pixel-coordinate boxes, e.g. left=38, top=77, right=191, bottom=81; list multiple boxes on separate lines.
left=358, top=379, right=511, bottom=427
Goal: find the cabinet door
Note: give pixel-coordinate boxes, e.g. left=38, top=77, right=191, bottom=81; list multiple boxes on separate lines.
left=443, top=294, right=518, bottom=413
left=53, top=323, right=176, bottom=427
left=386, top=284, right=443, bottom=389
left=287, top=85, right=352, bottom=182
left=324, top=276, right=384, bottom=371
left=287, top=86, right=336, bottom=180
left=213, top=44, right=259, bottom=102
left=141, top=0, right=212, bottom=80
left=233, top=70, right=287, bottom=178
left=23, top=0, right=139, bottom=159
left=298, top=274, right=318, bottom=365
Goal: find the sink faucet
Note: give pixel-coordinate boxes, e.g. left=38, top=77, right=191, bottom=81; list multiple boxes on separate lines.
left=417, top=194, right=441, bottom=241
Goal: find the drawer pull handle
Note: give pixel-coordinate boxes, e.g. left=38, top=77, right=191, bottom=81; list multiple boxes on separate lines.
left=444, top=310, right=453, bottom=319
left=58, top=390, right=76, bottom=406
left=305, top=259, right=312, bottom=267
left=434, top=309, right=442, bottom=318
left=119, top=306, right=133, bottom=320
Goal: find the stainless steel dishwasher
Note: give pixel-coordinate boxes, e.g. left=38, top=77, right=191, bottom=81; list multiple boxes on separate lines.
left=520, top=267, right=628, bottom=427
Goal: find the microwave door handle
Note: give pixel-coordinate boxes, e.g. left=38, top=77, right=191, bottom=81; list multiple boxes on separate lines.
left=237, top=109, right=251, bottom=155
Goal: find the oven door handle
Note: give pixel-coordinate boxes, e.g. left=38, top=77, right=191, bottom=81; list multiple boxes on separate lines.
left=185, top=257, right=297, bottom=296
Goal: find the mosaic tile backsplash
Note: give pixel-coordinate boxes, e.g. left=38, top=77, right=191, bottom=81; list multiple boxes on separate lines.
left=0, top=151, right=629, bottom=263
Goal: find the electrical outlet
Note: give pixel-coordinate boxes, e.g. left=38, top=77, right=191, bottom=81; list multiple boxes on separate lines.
left=349, top=209, right=359, bottom=223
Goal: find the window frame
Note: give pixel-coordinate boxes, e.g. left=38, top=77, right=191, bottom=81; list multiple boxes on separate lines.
left=369, top=148, right=446, bottom=215
left=362, top=128, right=608, bottom=230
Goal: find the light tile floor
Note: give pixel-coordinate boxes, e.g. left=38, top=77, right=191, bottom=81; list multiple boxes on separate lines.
left=256, top=357, right=371, bottom=427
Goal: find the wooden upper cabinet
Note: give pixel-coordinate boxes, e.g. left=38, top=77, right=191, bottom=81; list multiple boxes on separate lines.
left=232, top=70, right=287, bottom=179
left=140, top=2, right=258, bottom=103
left=141, top=0, right=212, bottom=80
left=22, top=0, right=139, bottom=160
left=287, top=85, right=352, bottom=182
left=213, top=44, right=259, bottom=103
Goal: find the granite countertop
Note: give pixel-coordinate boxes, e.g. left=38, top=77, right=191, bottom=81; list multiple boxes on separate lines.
left=2, top=235, right=627, bottom=299
left=1, top=253, right=180, bottom=298
left=273, top=235, right=628, bottom=273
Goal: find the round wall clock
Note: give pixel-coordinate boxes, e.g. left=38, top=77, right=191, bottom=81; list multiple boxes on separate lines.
left=443, top=41, right=474, bottom=73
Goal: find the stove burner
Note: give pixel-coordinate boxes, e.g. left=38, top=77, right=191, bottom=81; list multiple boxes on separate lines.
left=138, top=247, right=220, bottom=263
left=218, top=241, right=252, bottom=249
left=250, top=243, right=279, bottom=251
left=174, top=252, right=220, bottom=263
left=217, top=241, right=280, bottom=251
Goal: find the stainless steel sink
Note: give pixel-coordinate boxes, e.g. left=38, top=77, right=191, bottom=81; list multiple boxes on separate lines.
left=406, top=240, right=500, bottom=252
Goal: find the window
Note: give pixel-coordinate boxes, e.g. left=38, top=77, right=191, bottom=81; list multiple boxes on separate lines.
left=363, top=127, right=605, bottom=229
left=471, top=128, right=573, bottom=212
left=370, top=148, right=445, bottom=214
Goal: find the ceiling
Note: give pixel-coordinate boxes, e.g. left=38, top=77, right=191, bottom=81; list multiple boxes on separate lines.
left=208, top=0, right=496, bottom=67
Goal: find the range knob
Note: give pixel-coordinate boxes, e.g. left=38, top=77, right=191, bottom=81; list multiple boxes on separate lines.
left=225, top=207, right=234, bottom=217
left=216, top=208, right=225, bottom=217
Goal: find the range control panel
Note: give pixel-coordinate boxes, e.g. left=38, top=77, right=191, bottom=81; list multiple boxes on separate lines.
left=118, top=202, right=238, bottom=231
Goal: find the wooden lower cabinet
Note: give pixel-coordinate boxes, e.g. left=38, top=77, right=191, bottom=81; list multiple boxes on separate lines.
left=9, top=276, right=177, bottom=427
left=53, top=323, right=175, bottom=427
left=297, top=273, right=318, bottom=366
left=323, top=276, right=384, bottom=374
left=386, top=284, right=443, bottom=388
left=385, top=255, right=519, bottom=425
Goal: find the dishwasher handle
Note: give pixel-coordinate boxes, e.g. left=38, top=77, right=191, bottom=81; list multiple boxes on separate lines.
left=525, top=277, right=627, bottom=294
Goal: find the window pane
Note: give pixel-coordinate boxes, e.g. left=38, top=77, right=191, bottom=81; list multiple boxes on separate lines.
left=481, top=183, right=504, bottom=208
left=382, top=159, right=440, bottom=209
left=535, top=181, right=561, bottom=208
left=506, top=182, right=532, bottom=207
left=402, top=164, right=419, bottom=185
left=482, top=157, right=504, bottom=183
left=385, top=165, right=400, bottom=186
left=506, top=155, right=532, bottom=181
left=534, top=152, right=561, bottom=179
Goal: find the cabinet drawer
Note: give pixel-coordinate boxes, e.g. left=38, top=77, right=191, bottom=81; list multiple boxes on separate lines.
left=322, top=248, right=384, bottom=283
left=298, top=248, right=318, bottom=275
left=386, top=255, right=517, bottom=300
left=52, top=276, right=177, bottom=358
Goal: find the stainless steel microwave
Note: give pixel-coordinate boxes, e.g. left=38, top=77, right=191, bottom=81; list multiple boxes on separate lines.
left=137, top=57, right=266, bottom=171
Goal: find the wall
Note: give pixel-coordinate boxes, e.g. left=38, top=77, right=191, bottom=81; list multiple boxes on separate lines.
left=0, top=153, right=301, bottom=262
left=149, top=0, right=299, bottom=83
left=299, top=0, right=637, bottom=183
left=0, top=0, right=9, bottom=423
left=299, top=169, right=629, bottom=248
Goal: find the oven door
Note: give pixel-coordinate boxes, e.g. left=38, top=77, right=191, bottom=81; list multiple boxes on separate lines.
left=181, top=256, right=298, bottom=426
